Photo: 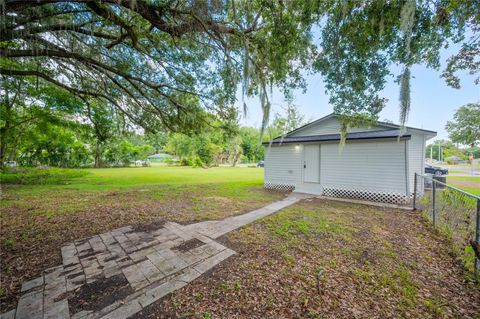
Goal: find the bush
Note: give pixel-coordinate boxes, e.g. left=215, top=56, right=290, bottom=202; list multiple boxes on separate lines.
left=164, top=158, right=180, bottom=166
left=192, top=157, right=204, bottom=168
left=0, top=167, right=89, bottom=185
left=180, top=158, right=192, bottom=166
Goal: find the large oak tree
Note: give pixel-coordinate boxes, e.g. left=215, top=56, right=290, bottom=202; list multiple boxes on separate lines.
left=1, top=0, right=319, bottom=134
left=1, top=0, right=479, bottom=148
left=446, top=103, right=480, bottom=147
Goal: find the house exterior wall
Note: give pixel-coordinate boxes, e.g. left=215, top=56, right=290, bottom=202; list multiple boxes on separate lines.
left=263, top=114, right=432, bottom=204
left=289, top=117, right=388, bottom=137
left=264, top=144, right=303, bottom=190
left=408, top=133, right=427, bottom=195
left=264, top=139, right=411, bottom=203
left=320, top=139, right=408, bottom=202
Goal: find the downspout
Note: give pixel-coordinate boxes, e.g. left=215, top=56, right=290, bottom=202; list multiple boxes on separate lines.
left=404, top=139, right=410, bottom=203
left=263, top=144, right=267, bottom=189
left=421, top=135, right=426, bottom=194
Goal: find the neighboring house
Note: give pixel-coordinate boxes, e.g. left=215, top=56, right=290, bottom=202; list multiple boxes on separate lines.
left=147, top=153, right=173, bottom=161
left=262, top=113, right=436, bottom=204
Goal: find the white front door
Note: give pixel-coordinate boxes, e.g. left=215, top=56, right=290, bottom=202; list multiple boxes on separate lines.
left=304, top=144, right=320, bottom=183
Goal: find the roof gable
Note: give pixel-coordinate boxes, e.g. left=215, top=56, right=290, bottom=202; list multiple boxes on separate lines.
left=287, top=114, right=390, bottom=137
left=286, top=113, right=436, bottom=138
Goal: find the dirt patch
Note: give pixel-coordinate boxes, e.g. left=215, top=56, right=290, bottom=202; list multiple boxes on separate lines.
left=67, top=274, right=133, bottom=314
left=0, top=184, right=284, bottom=312
left=130, top=219, right=166, bottom=233
left=448, top=179, right=480, bottom=189
left=172, top=239, right=204, bottom=253
left=203, top=196, right=234, bottom=204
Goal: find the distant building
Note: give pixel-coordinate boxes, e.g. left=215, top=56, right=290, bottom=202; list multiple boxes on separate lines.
left=147, top=153, right=173, bottom=161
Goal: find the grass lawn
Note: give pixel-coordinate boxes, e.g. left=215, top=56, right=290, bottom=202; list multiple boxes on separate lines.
left=139, top=199, right=480, bottom=318
left=447, top=176, right=480, bottom=196
left=2, top=166, right=479, bottom=317
left=448, top=169, right=465, bottom=174
left=0, top=165, right=284, bottom=310
left=442, top=164, right=480, bottom=170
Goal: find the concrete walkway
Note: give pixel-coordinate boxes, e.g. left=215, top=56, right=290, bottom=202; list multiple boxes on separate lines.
left=1, top=193, right=311, bottom=319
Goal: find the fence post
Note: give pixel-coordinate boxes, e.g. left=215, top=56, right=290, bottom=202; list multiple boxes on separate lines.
left=475, top=199, right=480, bottom=278
left=432, top=180, right=437, bottom=228
left=413, top=173, right=417, bottom=210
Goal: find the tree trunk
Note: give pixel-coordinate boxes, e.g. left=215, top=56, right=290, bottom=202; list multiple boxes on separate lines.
left=231, top=151, right=240, bottom=167
left=8, top=140, right=16, bottom=161
left=94, top=141, right=101, bottom=168
left=0, top=98, right=12, bottom=167
left=0, top=127, right=7, bottom=167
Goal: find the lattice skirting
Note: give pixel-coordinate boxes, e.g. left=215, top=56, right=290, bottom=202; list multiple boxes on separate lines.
left=264, top=182, right=295, bottom=192
left=409, top=192, right=424, bottom=199
left=323, top=187, right=408, bottom=204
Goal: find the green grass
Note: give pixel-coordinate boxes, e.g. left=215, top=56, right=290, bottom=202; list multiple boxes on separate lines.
left=264, top=207, right=348, bottom=238
left=2, top=164, right=265, bottom=192
left=0, top=165, right=275, bottom=222
left=448, top=176, right=480, bottom=182
left=443, top=163, right=480, bottom=170
left=162, top=199, right=480, bottom=317
left=1, top=167, right=89, bottom=184
left=447, top=169, right=464, bottom=174
left=447, top=175, right=480, bottom=196
left=0, top=165, right=275, bottom=220
left=1, top=164, right=283, bottom=310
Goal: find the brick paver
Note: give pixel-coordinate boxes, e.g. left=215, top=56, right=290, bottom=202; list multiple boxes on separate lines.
left=2, top=193, right=309, bottom=318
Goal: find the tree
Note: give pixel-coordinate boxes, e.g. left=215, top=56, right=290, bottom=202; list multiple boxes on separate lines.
left=240, top=127, right=263, bottom=162
left=425, top=140, right=456, bottom=162
left=1, top=76, right=31, bottom=166
left=314, top=1, right=479, bottom=127
left=84, top=100, right=118, bottom=168
left=2, top=1, right=478, bottom=139
left=16, top=115, right=90, bottom=167
left=445, top=103, right=480, bottom=147
left=266, top=103, right=306, bottom=139
left=144, top=133, right=167, bottom=154
left=1, top=1, right=318, bottom=133
left=0, top=76, right=85, bottom=166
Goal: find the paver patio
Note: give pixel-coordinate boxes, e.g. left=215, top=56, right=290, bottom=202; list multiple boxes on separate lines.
left=1, top=193, right=311, bottom=319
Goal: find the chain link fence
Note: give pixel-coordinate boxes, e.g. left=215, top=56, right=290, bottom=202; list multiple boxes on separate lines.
left=413, top=173, right=480, bottom=280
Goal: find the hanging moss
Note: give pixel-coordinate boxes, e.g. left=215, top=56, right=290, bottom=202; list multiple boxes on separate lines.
left=337, top=113, right=378, bottom=148
left=398, top=0, right=416, bottom=127
left=399, top=67, right=411, bottom=130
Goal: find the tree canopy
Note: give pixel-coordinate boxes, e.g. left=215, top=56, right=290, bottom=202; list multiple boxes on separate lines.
left=445, top=103, right=480, bottom=147
left=1, top=0, right=479, bottom=161
left=314, top=0, right=479, bottom=124
left=1, top=0, right=318, bottom=132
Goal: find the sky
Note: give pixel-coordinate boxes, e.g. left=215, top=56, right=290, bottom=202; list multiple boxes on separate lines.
left=238, top=46, right=479, bottom=144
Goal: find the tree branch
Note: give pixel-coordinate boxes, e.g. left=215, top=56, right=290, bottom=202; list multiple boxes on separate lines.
left=1, top=23, right=120, bottom=41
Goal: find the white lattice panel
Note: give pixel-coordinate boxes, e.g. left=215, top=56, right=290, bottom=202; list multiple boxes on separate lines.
left=264, top=182, right=295, bottom=192
left=323, top=187, right=408, bottom=204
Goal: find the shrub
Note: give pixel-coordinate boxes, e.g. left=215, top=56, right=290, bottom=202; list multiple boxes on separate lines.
left=164, top=158, right=180, bottom=166
left=192, top=157, right=204, bottom=168
left=180, top=158, right=192, bottom=166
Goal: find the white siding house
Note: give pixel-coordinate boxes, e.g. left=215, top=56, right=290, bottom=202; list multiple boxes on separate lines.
left=263, top=114, right=436, bottom=204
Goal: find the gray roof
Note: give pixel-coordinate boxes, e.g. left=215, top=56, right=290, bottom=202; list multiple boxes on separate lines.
left=263, top=130, right=411, bottom=145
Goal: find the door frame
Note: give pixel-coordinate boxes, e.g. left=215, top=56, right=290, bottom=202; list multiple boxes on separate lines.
left=302, top=143, right=320, bottom=183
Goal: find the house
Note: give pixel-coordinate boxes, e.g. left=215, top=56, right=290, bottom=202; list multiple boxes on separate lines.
left=262, top=113, right=436, bottom=204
